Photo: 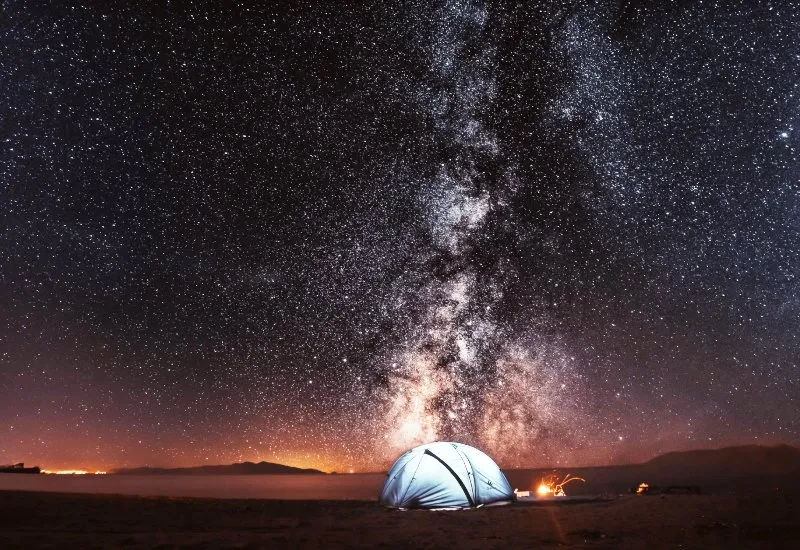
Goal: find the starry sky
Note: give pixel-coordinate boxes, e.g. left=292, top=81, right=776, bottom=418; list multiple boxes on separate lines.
left=1, top=1, right=798, bottom=472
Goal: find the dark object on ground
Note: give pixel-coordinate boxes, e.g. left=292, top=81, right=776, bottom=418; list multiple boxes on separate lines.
left=0, top=463, right=40, bottom=474
left=516, top=494, right=616, bottom=505
left=632, top=484, right=702, bottom=495
left=663, top=485, right=703, bottom=495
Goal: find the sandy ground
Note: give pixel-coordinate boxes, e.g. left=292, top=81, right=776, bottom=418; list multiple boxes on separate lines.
left=1, top=489, right=798, bottom=549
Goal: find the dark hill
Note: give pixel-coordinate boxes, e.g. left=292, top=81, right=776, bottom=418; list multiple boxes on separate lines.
left=110, top=461, right=325, bottom=475
left=643, top=444, right=800, bottom=477
left=504, top=444, right=800, bottom=495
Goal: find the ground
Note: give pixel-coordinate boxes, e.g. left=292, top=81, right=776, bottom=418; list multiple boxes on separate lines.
left=0, top=490, right=798, bottom=549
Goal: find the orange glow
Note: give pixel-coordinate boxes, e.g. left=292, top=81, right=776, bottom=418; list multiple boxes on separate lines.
left=41, top=470, right=107, bottom=475
left=535, top=473, right=585, bottom=497
left=636, top=482, right=649, bottom=495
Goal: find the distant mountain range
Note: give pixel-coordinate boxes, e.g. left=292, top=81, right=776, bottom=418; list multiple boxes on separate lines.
left=107, top=444, right=800, bottom=484
left=110, top=461, right=325, bottom=475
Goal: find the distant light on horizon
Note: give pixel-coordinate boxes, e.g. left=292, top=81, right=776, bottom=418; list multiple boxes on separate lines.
left=41, top=470, right=107, bottom=475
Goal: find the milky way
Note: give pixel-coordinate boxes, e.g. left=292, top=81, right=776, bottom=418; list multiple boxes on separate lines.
left=1, top=1, right=798, bottom=471
left=372, top=1, right=584, bottom=465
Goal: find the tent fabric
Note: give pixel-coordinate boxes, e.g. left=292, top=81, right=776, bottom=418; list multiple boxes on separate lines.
left=378, top=441, right=515, bottom=509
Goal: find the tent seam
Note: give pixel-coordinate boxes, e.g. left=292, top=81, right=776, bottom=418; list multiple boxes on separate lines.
left=397, top=452, right=426, bottom=507
left=454, top=446, right=476, bottom=500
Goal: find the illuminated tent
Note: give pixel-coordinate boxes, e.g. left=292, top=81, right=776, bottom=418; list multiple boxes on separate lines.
left=378, top=441, right=515, bottom=509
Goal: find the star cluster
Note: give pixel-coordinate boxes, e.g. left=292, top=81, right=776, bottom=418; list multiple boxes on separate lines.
left=1, top=1, right=798, bottom=472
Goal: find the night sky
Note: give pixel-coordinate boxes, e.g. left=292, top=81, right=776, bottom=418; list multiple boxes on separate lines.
left=2, top=1, right=798, bottom=473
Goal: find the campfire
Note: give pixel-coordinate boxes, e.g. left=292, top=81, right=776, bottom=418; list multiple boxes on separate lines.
left=535, top=473, right=586, bottom=497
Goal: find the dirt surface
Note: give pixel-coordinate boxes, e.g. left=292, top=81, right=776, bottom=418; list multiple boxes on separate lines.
left=0, top=489, right=798, bottom=548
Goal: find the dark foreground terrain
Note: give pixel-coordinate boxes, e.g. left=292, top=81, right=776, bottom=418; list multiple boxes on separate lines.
left=1, top=489, right=799, bottom=549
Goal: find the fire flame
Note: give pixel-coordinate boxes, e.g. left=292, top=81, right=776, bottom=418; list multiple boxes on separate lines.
left=536, top=473, right=586, bottom=497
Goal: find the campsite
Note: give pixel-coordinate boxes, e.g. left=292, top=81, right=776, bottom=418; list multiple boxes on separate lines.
left=2, top=443, right=800, bottom=548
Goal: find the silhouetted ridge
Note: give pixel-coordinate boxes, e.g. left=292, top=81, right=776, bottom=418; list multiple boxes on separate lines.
left=111, top=461, right=325, bottom=475
left=502, top=444, right=800, bottom=495
left=644, top=444, right=800, bottom=476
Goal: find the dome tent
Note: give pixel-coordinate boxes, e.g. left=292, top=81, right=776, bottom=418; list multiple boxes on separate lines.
left=378, top=442, right=515, bottom=509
